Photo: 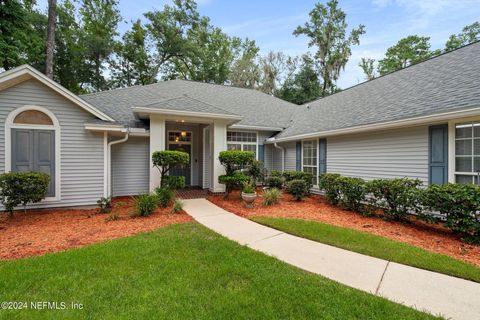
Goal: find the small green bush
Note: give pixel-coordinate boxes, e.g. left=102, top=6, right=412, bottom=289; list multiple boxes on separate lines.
left=0, top=171, right=50, bottom=216
left=152, top=150, right=189, bottom=187
left=156, top=187, right=174, bottom=208
left=286, top=179, right=309, bottom=201
left=247, top=160, right=265, bottom=184
left=420, top=183, right=480, bottom=242
left=366, top=178, right=422, bottom=221
left=97, top=196, right=112, bottom=213
left=242, top=181, right=255, bottom=194
left=282, top=171, right=313, bottom=190
left=263, top=188, right=281, bottom=206
left=318, top=173, right=342, bottom=205
left=172, top=199, right=184, bottom=214
left=133, top=193, right=158, bottom=217
left=218, top=150, right=255, bottom=175
left=161, top=175, right=185, bottom=190
left=270, top=170, right=282, bottom=177
left=337, top=176, right=366, bottom=212
left=266, top=176, right=283, bottom=189
left=218, top=172, right=250, bottom=195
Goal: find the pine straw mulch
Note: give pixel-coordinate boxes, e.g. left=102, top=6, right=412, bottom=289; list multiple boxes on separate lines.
left=207, top=190, right=480, bottom=267
left=0, top=197, right=192, bottom=260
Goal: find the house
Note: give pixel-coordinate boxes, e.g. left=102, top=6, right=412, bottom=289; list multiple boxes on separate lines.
left=0, top=41, right=479, bottom=208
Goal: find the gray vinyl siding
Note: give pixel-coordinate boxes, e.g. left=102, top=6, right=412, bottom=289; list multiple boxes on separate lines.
left=264, top=144, right=273, bottom=171
left=0, top=79, right=105, bottom=208
left=111, top=137, right=149, bottom=196
left=283, top=141, right=296, bottom=172
left=327, top=126, right=429, bottom=183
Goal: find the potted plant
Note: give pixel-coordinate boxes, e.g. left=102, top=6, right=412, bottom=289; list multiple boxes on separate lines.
left=241, top=181, right=257, bottom=208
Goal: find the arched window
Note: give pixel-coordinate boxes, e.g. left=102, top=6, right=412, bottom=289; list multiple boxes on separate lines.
left=13, top=110, right=54, bottom=125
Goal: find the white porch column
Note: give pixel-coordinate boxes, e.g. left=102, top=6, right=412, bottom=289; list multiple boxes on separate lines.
left=149, top=115, right=165, bottom=191
left=211, top=119, right=228, bottom=193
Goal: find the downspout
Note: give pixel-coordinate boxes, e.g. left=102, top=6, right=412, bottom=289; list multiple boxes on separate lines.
left=273, top=142, right=285, bottom=172
left=107, top=129, right=129, bottom=197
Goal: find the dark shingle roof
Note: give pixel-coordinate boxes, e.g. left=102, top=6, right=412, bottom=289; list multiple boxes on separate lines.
left=137, top=95, right=240, bottom=117
left=276, top=41, right=480, bottom=139
left=81, top=80, right=298, bottom=129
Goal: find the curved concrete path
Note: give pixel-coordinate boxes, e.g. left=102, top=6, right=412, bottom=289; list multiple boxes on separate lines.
left=183, top=199, right=480, bottom=320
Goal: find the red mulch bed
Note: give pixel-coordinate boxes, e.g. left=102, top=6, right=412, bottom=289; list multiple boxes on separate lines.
left=0, top=197, right=192, bottom=260
left=208, top=190, right=480, bottom=267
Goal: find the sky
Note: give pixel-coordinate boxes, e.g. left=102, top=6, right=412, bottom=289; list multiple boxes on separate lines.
left=37, top=0, right=480, bottom=89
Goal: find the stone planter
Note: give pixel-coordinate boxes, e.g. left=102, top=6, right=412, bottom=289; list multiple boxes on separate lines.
left=241, top=192, right=257, bottom=208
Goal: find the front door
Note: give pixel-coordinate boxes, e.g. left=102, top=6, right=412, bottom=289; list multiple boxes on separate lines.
left=11, top=128, right=55, bottom=196
left=169, top=144, right=191, bottom=186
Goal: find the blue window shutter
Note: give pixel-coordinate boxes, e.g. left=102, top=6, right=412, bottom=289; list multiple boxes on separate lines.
left=428, top=124, right=448, bottom=185
left=319, top=138, right=327, bottom=174
left=258, top=144, right=265, bottom=162
left=296, top=141, right=301, bottom=171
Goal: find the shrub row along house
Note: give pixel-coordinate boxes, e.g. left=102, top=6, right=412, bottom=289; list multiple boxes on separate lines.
left=0, top=42, right=479, bottom=209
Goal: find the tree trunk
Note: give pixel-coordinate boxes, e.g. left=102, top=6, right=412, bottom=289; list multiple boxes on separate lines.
left=45, top=0, right=57, bottom=79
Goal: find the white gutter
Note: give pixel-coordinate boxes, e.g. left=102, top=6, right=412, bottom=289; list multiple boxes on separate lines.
left=273, top=143, right=285, bottom=172
left=229, top=124, right=284, bottom=131
left=106, top=130, right=129, bottom=197
left=269, top=105, right=480, bottom=143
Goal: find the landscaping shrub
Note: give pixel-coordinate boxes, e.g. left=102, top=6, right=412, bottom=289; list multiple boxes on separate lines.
left=247, top=160, right=265, bottom=184
left=218, top=150, right=255, bottom=175
left=161, top=175, right=186, bottom=190
left=270, top=170, right=282, bottom=177
left=282, top=171, right=314, bottom=190
left=133, top=193, right=158, bottom=217
left=152, top=150, right=189, bottom=187
left=0, top=171, right=50, bottom=216
left=156, top=187, right=174, bottom=208
left=266, top=176, right=283, bottom=189
left=318, top=173, right=342, bottom=205
left=420, top=184, right=480, bottom=243
left=366, top=178, right=422, bottom=221
left=242, top=181, right=256, bottom=194
left=286, top=179, right=309, bottom=201
left=337, top=176, right=366, bottom=212
left=97, top=196, right=112, bottom=213
left=263, top=188, right=281, bottom=206
left=172, top=199, right=184, bottom=214
left=106, top=211, right=120, bottom=222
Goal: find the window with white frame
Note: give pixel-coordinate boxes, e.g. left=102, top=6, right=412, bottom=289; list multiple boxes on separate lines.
left=455, top=122, right=480, bottom=184
left=227, top=131, right=257, bottom=158
left=302, top=140, right=318, bottom=185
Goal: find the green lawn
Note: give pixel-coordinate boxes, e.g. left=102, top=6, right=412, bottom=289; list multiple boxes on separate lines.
left=251, top=217, right=480, bottom=283
left=0, top=223, right=439, bottom=319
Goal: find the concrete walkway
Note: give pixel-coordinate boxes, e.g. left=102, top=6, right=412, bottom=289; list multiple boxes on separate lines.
left=183, top=199, right=480, bottom=320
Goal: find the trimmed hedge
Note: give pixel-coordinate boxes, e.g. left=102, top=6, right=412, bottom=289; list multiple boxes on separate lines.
left=266, top=176, right=283, bottom=189
left=218, top=172, right=249, bottom=195
left=161, top=176, right=186, bottom=190
left=218, top=150, right=255, bottom=175
left=0, top=171, right=50, bottom=216
left=286, top=179, right=309, bottom=201
left=317, top=173, right=480, bottom=243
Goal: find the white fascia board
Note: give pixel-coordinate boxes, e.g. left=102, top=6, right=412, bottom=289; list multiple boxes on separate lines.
left=0, top=65, right=115, bottom=122
left=269, top=106, right=480, bottom=143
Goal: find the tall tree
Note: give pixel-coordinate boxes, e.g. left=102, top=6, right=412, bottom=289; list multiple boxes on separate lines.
left=229, top=38, right=260, bottom=88
left=294, top=0, right=365, bottom=96
left=359, top=57, right=376, bottom=81
left=277, top=54, right=322, bottom=105
left=111, top=20, right=155, bottom=87
left=79, top=0, right=121, bottom=91
left=0, top=0, right=28, bottom=70
left=378, top=35, right=432, bottom=75
left=445, top=21, right=480, bottom=51
left=144, top=0, right=200, bottom=82
left=258, top=51, right=298, bottom=96
left=45, top=0, right=57, bottom=79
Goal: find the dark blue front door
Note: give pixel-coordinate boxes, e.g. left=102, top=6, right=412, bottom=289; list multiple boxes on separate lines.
left=168, top=144, right=191, bottom=186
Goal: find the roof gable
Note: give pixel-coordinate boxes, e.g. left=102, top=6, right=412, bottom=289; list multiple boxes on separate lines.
left=0, top=65, right=115, bottom=122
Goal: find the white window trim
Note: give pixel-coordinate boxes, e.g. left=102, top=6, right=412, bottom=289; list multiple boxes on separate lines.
left=167, top=130, right=194, bottom=186
left=226, top=130, right=258, bottom=160
left=5, top=105, right=61, bottom=202
left=301, top=139, right=319, bottom=186
left=449, top=119, right=480, bottom=184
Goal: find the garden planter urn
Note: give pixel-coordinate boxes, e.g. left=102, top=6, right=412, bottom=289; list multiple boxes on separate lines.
left=241, top=192, right=257, bottom=208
